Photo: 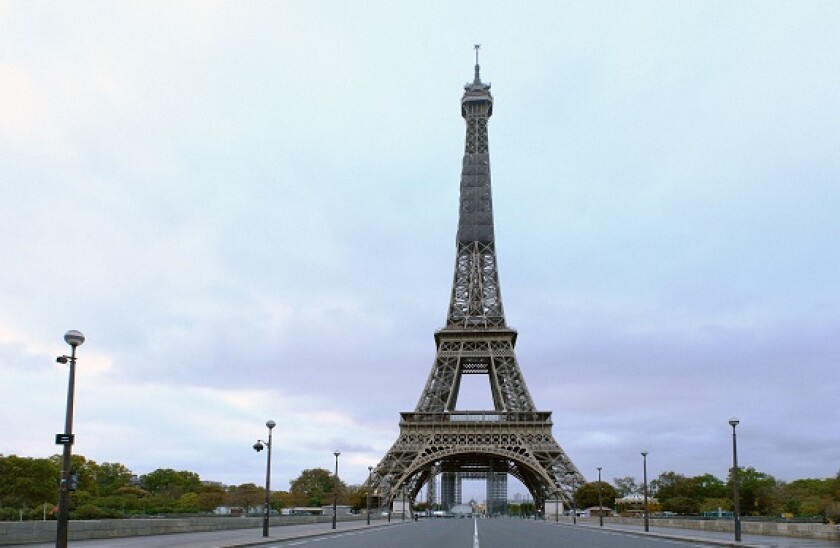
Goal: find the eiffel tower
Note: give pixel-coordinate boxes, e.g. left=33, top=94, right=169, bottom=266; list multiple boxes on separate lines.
left=370, top=48, right=584, bottom=516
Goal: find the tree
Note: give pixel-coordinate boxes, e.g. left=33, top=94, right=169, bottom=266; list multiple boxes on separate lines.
left=613, top=476, right=639, bottom=496
left=140, top=469, right=202, bottom=498
left=0, top=455, right=59, bottom=508
left=665, top=496, right=699, bottom=514
left=94, top=462, right=134, bottom=496
left=692, top=473, right=727, bottom=500
left=346, top=484, right=369, bottom=511
left=196, top=484, right=226, bottom=512
left=699, top=497, right=731, bottom=514
left=575, top=481, right=619, bottom=510
left=270, top=491, right=292, bottom=512
left=226, top=483, right=264, bottom=512
left=732, top=467, right=781, bottom=516
left=175, top=493, right=201, bottom=513
left=651, top=471, right=688, bottom=501
left=289, top=468, right=346, bottom=507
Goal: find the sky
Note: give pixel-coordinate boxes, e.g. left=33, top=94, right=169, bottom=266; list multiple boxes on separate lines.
left=1, top=1, right=839, bottom=502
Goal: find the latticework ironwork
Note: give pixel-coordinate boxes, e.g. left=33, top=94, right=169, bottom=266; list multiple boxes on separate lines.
left=370, top=55, right=583, bottom=517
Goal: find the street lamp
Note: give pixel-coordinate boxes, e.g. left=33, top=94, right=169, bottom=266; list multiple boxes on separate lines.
left=641, top=451, right=649, bottom=533
left=729, top=417, right=741, bottom=542
left=566, top=472, right=577, bottom=524
left=253, top=420, right=276, bottom=537
left=366, top=466, right=373, bottom=525
left=597, top=467, right=604, bottom=527
left=55, top=329, right=85, bottom=548
left=332, top=450, right=340, bottom=529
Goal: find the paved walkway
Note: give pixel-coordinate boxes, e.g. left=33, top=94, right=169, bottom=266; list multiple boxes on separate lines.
left=2, top=519, right=401, bottom=548
left=552, top=520, right=840, bottom=548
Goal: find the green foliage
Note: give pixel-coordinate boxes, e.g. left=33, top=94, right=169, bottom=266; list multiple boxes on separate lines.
left=140, top=469, right=202, bottom=498
left=346, top=484, right=368, bottom=510
left=226, top=483, right=264, bottom=512
left=693, top=473, right=727, bottom=500
left=731, top=467, right=782, bottom=516
left=699, top=497, right=731, bottom=513
left=289, top=468, right=346, bottom=507
left=197, top=485, right=227, bottom=512
left=825, top=501, right=840, bottom=524
left=94, top=462, right=134, bottom=496
left=72, top=503, right=121, bottom=520
left=2, top=453, right=839, bottom=522
left=272, top=490, right=295, bottom=511
left=575, top=481, right=619, bottom=509
left=0, top=454, right=60, bottom=508
left=508, top=502, right=533, bottom=516
left=613, top=476, right=639, bottom=496
left=664, top=496, right=699, bottom=514
left=270, top=490, right=290, bottom=512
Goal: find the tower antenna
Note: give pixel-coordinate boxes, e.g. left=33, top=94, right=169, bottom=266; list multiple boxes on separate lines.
left=473, top=44, right=482, bottom=82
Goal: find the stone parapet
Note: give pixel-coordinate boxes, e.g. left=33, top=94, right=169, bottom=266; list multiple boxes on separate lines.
left=0, top=515, right=366, bottom=546
left=584, top=516, right=840, bottom=541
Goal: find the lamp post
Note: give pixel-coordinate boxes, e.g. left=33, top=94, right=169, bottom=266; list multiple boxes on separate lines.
left=641, top=451, right=649, bottom=532
left=252, top=420, right=276, bottom=537
left=729, top=417, right=741, bottom=542
left=566, top=472, right=577, bottom=524
left=366, top=466, right=373, bottom=525
left=597, top=467, right=604, bottom=527
left=55, top=329, right=85, bottom=548
left=332, top=450, right=340, bottom=529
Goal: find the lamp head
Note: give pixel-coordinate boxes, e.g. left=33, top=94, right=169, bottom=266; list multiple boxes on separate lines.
left=266, top=420, right=276, bottom=429
left=641, top=450, right=648, bottom=457
left=334, top=450, right=340, bottom=457
left=729, top=417, right=740, bottom=427
left=64, top=330, right=85, bottom=347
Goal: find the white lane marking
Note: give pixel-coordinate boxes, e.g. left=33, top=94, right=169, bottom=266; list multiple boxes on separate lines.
left=473, top=518, right=480, bottom=548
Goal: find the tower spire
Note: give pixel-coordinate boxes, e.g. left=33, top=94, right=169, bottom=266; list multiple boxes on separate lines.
left=453, top=52, right=499, bottom=328
left=474, top=43, right=481, bottom=83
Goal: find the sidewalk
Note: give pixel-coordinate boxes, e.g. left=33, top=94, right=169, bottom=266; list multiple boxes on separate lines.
left=554, top=520, right=840, bottom=548
left=2, top=519, right=400, bottom=548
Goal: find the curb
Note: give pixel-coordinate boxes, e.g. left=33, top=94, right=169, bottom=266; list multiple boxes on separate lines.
left=551, top=522, right=767, bottom=548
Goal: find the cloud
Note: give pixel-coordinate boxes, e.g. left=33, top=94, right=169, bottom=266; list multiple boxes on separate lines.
left=1, top=2, right=838, bottom=497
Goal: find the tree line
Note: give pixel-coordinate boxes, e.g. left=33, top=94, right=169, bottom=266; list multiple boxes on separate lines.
left=1, top=454, right=838, bottom=522
left=0, top=454, right=359, bottom=521
left=595, top=469, right=840, bottom=522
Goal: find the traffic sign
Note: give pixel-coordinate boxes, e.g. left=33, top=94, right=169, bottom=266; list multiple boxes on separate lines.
left=55, top=434, right=74, bottom=445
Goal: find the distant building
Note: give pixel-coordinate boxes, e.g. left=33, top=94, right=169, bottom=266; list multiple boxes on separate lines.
left=615, top=494, right=659, bottom=516
left=321, top=505, right=353, bottom=516
left=583, top=506, right=613, bottom=517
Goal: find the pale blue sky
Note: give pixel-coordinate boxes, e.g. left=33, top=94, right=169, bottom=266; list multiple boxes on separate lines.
left=1, top=1, right=838, bottom=498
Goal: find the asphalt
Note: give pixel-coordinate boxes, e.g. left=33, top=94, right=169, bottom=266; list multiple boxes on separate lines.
left=220, top=518, right=840, bottom=548
left=5, top=518, right=838, bottom=548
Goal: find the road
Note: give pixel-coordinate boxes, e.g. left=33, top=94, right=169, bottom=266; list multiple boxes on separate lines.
left=8, top=519, right=837, bottom=548
left=290, top=519, right=720, bottom=548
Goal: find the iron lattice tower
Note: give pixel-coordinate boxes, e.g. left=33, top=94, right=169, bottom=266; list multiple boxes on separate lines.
left=371, top=50, right=584, bottom=516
